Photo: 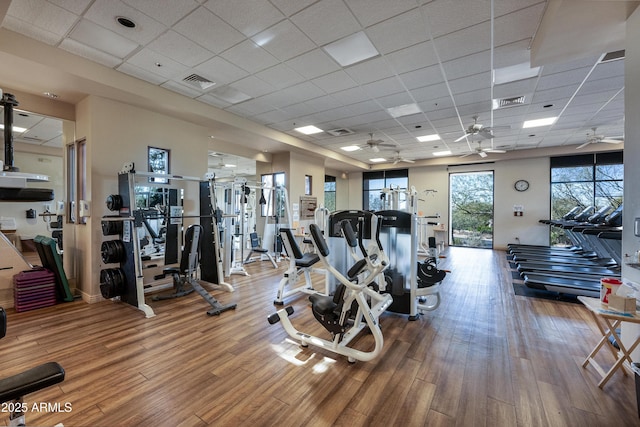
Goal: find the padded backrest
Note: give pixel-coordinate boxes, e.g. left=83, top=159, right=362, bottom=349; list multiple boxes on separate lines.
left=341, top=220, right=358, bottom=248
left=249, top=232, right=260, bottom=249
left=0, top=308, right=5, bottom=339
left=281, top=228, right=303, bottom=260
left=310, top=223, right=330, bottom=257
left=180, top=224, right=202, bottom=274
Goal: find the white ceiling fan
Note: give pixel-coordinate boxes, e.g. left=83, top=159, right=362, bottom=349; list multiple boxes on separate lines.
left=361, top=133, right=397, bottom=152
left=391, top=151, right=415, bottom=165
left=460, top=141, right=507, bottom=158
left=455, top=115, right=508, bottom=142
left=576, top=127, right=624, bottom=149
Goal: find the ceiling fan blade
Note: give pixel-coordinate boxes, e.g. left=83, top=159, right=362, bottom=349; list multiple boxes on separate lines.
left=576, top=141, right=591, bottom=149
left=601, top=138, right=623, bottom=144
left=402, top=158, right=415, bottom=163
left=459, top=152, right=473, bottom=158
left=455, top=132, right=472, bottom=142
left=393, top=159, right=400, bottom=165
left=478, top=151, right=488, bottom=158
left=371, top=145, right=380, bottom=153
left=484, top=149, right=506, bottom=154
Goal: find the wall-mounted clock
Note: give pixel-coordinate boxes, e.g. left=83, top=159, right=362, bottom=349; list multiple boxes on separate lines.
left=514, top=179, right=530, bottom=192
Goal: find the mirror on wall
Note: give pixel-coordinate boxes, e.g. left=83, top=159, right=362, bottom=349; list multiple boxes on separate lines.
left=0, top=107, right=64, bottom=149
left=208, top=151, right=256, bottom=180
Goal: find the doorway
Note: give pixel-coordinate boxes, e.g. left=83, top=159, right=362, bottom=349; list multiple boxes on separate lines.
left=449, top=171, right=494, bottom=248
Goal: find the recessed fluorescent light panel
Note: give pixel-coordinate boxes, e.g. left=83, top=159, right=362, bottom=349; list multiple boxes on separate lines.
left=224, top=164, right=236, bottom=168
left=387, top=103, right=422, bottom=118
left=323, top=31, right=379, bottom=67
left=0, top=124, right=28, bottom=133
left=341, top=145, right=360, bottom=152
left=432, top=150, right=452, bottom=157
left=369, top=158, right=386, bottom=163
left=523, top=117, right=557, bottom=128
left=493, top=62, right=540, bottom=85
left=417, top=134, right=440, bottom=142
left=295, top=125, right=324, bottom=135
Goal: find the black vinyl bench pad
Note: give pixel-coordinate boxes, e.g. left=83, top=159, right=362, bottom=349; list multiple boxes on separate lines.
left=0, top=362, right=65, bottom=403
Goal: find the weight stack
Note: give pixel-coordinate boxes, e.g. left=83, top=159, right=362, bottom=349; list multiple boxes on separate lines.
left=13, top=267, right=57, bottom=312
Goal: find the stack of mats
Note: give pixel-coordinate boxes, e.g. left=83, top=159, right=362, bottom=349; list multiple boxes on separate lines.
left=13, top=267, right=57, bottom=312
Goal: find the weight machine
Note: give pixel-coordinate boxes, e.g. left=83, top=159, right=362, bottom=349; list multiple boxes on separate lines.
left=268, top=218, right=392, bottom=363
left=100, top=163, right=234, bottom=318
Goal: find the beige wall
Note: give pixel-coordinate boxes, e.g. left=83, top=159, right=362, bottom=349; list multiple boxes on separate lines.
left=74, top=95, right=212, bottom=302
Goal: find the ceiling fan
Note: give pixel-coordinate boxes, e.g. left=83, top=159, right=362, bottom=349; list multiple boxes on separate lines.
left=455, top=115, right=507, bottom=142
left=362, top=133, right=397, bottom=152
left=576, top=127, right=624, bottom=149
left=391, top=151, right=415, bottom=165
left=460, top=141, right=507, bottom=158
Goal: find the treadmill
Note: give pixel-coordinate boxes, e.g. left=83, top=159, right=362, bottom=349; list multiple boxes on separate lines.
left=516, top=205, right=623, bottom=297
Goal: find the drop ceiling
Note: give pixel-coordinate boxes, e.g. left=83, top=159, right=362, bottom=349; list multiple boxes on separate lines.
left=0, top=0, right=636, bottom=169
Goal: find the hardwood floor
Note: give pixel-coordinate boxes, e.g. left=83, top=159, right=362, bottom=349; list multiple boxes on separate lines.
left=1, top=247, right=639, bottom=426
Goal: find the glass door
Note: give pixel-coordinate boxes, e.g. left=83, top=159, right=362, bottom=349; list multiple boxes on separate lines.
left=449, top=171, right=494, bottom=248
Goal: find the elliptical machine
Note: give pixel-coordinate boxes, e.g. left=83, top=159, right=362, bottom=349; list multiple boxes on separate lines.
left=268, top=213, right=392, bottom=363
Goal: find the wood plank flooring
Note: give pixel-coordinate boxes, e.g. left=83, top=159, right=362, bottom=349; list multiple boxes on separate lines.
left=1, top=247, right=639, bottom=426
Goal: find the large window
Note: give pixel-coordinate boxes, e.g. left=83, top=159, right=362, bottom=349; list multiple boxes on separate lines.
left=550, top=152, right=623, bottom=245
left=362, top=169, right=408, bottom=211
left=449, top=171, right=494, bottom=248
left=261, top=172, right=286, bottom=219
left=324, top=175, right=336, bottom=212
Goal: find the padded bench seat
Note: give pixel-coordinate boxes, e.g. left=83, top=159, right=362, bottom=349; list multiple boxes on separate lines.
left=0, top=362, right=65, bottom=403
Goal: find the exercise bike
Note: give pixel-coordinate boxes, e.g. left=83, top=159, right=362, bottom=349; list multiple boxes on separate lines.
left=268, top=216, right=392, bottom=363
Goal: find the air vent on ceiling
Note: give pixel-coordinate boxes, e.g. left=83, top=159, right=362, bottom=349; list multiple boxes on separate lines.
left=182, top=74, right=216, bottom=90
left=600, top=50, right=625, bottom=63
left=21, top=136, right=44, bottom=142
left=326, top=128, right=355, bottom=136
left=493, top=95, right=527, bottom=109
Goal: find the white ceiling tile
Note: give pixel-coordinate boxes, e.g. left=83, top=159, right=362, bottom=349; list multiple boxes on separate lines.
left=399, top=65, right=444, bottom=90
left=147, top=30, right=214, bottom=67
left=209, top=85, right=252, bottom=104
left=252, top=20, right=316, bottom=61
left=365, top=10, right=429, bottom=55
left=117, top=62, right=168, bottom=85
left=345, top=56, right=395, bottom=84
left=122, top=0, right=199, bottom=26
left=304, top=95, right=342, bottom=112
left=330, top=86, right=371, bottom=105
left=1, top=16, right=63, bottom=45
left=253, top=110, right=295, bottom=125
left=285, top=49, right=341, bottom=79
left=7, top=0, right=78, bottom=38
left=68, top=19, right=140, bottom=59
left=361, top=77, right=405, bottom=99
left=345, top=0, right=418, bottom=27
left=204, top=0, right=284, bottom=37
left=384, top=41, right=438, bottom=75
left=84, top=0, right=166, bottom=45
left=345, top=100, right=381, bottom=116
left=537, top=67, right=591, bottom=91
left=421, top=1, right=488, bottom=38
left=220, top=40, right=279, bottom=74
left=441, top=52, right=491, bottom=80
left=434, top=24, right=491, bottom=64
left=160, top=80, right=202, bottom=98
left=276, top=82, right=326, bottom=105
left=255, top=64, right=305, bottom=90
left=493, top=40, right=534, bottom=69
left=492, top=78, right=538, bottom=99
left=50, top=0, right=93, bottom=15
left=280, top=102, right=317, bottom=118
left=195, top=56, right=249, bottom=86
left=126, top=48, right=190, bottom=79
left=59, top=38, right=124, bottom=68
left=269, top=0, right=318, bottom=17
left=226, top=98, right=275, bottom=116
left=311, top=70, right=357, bottom=94
left=449, top=73, right=492, bottom=95
left=197, top=93, right=233, bottom=109
left=230, top=76, right=276, bottom=98
left=374, top=92, right=414, bottom=109
left=493, top=3, right=546, bottom=48
left=174, top=6, right=245, bottom=54
left=412, top=84, right=450, bottom=103
left=290, top=0, right=360, bottom=45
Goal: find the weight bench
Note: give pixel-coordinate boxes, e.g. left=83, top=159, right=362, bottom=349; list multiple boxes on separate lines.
left=153, top=225, right=236, bottom=316
left=244, top=232, right=277, bottom=269
left=274, top=228, right=328, bottom=305
left=0, top=308, right=65, bottom=426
